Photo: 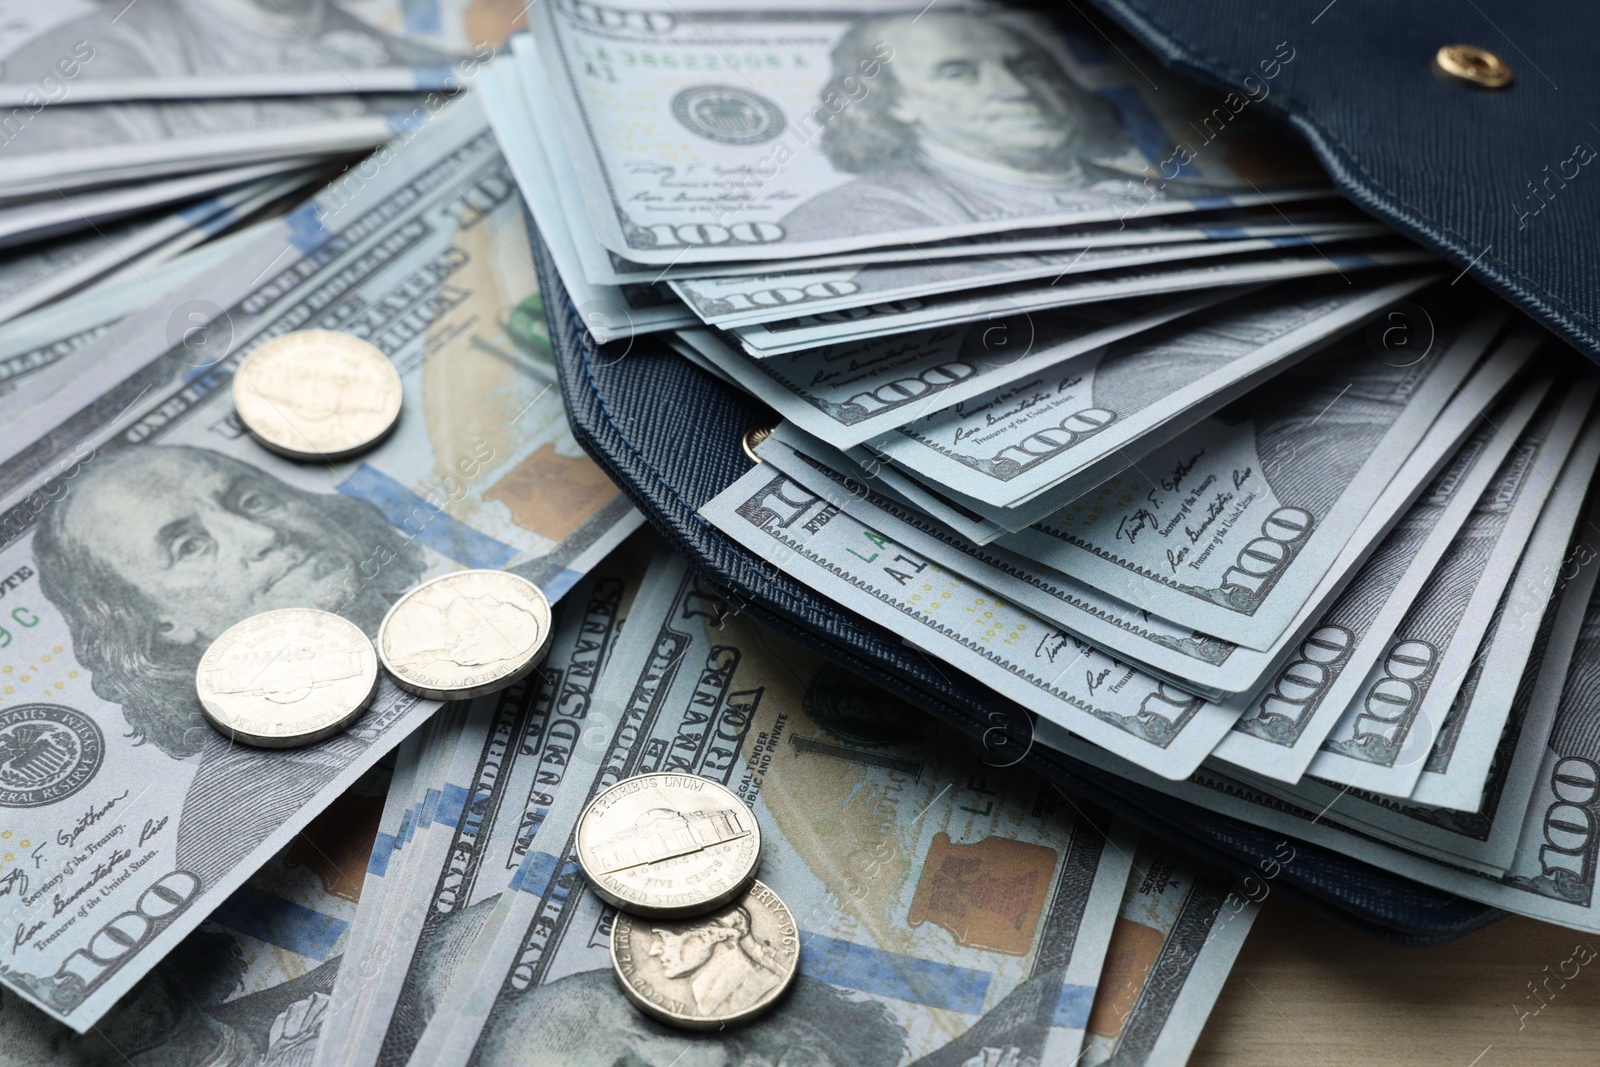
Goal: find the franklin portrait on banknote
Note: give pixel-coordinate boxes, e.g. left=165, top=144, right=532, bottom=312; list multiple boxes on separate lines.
left=781, top=11, right=1155, bottom=240
left=29, top=444, right=424, bottom=888
left=33, top=444, right=423, bottom=760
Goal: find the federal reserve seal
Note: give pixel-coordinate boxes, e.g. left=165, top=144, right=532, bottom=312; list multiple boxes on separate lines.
left=672, top=85, right=786, bottom=145
left=0, top=704, right=104, bottom=807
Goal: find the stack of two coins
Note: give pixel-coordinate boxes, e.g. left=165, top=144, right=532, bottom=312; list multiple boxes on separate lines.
left=576, top=774, right=798, bottom=1029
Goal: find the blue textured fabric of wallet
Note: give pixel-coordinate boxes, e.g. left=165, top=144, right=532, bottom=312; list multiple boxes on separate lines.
left=542, top=1, right=1600, bottom=942
left=1091, top=0, right=1600, bottom=361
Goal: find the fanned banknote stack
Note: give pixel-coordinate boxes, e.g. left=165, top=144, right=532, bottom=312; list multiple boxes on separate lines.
left=474, top=0, right=1600, bottom=946
left=0, top=0, right=528, bottom=343
left=304, top=534, right=1262, bottom=1067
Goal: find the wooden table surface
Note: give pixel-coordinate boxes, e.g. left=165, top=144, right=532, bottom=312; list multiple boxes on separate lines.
left=1191, top=901, right=1600, bottom=1066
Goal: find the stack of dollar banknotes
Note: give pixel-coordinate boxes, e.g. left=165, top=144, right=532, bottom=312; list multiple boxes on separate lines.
left=1, top=1, right=1596, bottom=1065
left=0, top=2, right=492, bottom=338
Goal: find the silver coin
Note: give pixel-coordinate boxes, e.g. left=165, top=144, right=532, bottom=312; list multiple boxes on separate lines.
left=576, top=772, right=761, bottom=919
left=378, top=570, right=553, bottom=700
left=197, top=609, right=379, bottom=747
left=610, top=879, right=798, bottom=1030
left=233, top=329, right=403, bottom=460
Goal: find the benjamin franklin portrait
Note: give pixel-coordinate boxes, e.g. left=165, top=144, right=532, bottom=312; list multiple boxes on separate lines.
left=782, top=11, right=1163, bottom=239
left=32, top=444, right=425, bottom=883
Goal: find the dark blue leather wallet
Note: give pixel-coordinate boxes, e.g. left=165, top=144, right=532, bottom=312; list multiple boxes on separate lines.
left=540, top=0, right=1598, bottom=942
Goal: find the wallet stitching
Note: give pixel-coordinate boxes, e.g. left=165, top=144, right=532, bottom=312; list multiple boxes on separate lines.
left=1104, top=1, right=1599, bottom=336
left=1299, top=127, right=1597, bottom=329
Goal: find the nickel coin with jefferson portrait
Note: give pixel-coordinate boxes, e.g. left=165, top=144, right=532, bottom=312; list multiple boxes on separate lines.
left=610, top=879, right=798, bottom=1029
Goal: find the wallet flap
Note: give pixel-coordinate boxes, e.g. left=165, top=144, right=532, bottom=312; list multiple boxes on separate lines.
left=1088, top=0, right=1600, bottom=360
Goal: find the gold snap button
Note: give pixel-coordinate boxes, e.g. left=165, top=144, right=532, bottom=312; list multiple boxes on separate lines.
left=1434, top=44, right=1512, bottom=88
left=742, top=425, right=775, bottom=462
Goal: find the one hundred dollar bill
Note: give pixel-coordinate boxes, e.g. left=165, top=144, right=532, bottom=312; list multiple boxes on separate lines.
left=0, top=761, right=391, bottom=1063
left=670, top=231, right=1374, bottom=327
left=729, top=248, right=1434, bottom=356
left=998, top=308, right=1523, bottom=650
left=524, top=0, right=1328, bottom=265
left=0, top=0, right=516, bottom=106
left=317, top=552, right=648, bottom=1067
left=702, top=467, right=1246, bottom=776
left=865, top=275, right=1434, bottom=524
left=508, top=22, right=1366, bottom=290
left=675, top=288, right=1229, bottom=449
left=411, top=551, right=1135, bottom=1067
left=0, top=101, right=638, bottom=1030
left=1255, top=499, right=1600, bottom=874
left=1308, top=385, right=1600, bottom=796
left=1041, top=564, right=1600, bottom=933
left=760, top=363, right=1534, bottom=704
left=1082, top=836, right=1261, bottom=1067
left=1210, top=378, right=1553, bottom=781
